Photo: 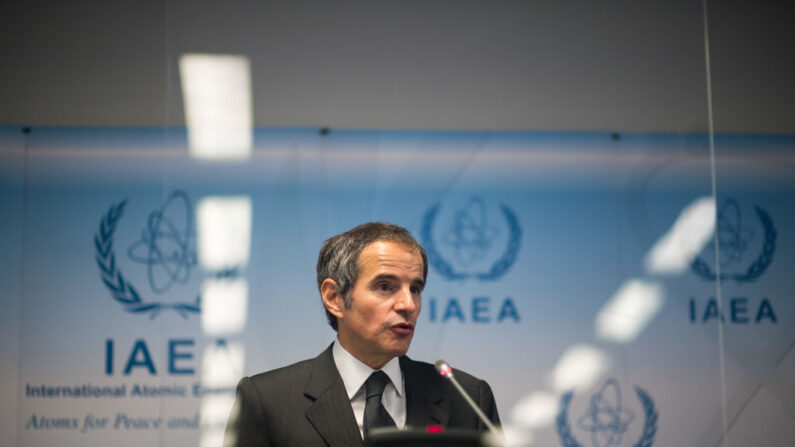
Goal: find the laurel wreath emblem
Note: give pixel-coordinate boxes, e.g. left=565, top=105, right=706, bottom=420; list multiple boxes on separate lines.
left=94, top=200, right=201, bottom=319
left=421, top=202, right=522, bottom=281
left=690, top=205, right=776, bottom=283
left=556, top=386, right=658, bottom=447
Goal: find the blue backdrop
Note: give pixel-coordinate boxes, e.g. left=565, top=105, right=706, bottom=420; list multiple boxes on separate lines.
left=1, top=126, right=793, bottom=446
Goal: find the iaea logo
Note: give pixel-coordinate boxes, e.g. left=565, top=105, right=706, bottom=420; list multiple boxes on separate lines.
left=690, top=198, right=776, bottom=282
left=421, top=196, right=521, bottom=281
left=94, top=191, right=201, bottom=319
left=556, top=378, right=658, bottom=447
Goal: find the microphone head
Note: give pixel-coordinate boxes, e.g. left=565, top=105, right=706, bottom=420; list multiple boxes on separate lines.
left=434, top=359, right=453, bottom=378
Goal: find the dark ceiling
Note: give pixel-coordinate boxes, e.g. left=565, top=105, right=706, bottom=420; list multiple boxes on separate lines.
left=1, top=0, right=793, bottom=133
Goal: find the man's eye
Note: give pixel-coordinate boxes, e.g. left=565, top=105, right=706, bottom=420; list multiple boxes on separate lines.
left=410, top=286, right=421, bottom=295
left=376, top=283, right=392, bottom=292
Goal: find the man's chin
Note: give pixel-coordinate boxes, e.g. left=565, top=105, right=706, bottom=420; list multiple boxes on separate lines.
left=386, top=340, right=413, bottom=358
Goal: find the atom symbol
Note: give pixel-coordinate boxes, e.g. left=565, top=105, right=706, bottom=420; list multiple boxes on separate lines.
left=712, top=198, right=755, bottom=269
left=576, top=378, right=636, bottom=447
left=127, top=191, right=197, bottom=294
left=443, top=196, right=499, bottom=265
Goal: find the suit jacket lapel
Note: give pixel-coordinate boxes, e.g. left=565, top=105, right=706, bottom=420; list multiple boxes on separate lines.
left=304, top=345, right=363, bottom=446
left=401, top=356, right=448, bottom=429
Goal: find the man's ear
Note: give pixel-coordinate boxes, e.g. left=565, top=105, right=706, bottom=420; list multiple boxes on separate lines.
left=320, top=278, right=345, bottom=320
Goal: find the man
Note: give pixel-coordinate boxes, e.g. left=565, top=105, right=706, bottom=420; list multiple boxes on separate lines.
left=225, top=222, right=500, bottom=446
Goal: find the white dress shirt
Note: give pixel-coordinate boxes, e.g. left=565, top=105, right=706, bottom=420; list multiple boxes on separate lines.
left=332, top=339, right=406, bottom=438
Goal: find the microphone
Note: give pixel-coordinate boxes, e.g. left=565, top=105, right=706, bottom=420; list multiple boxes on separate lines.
left=434, top=360, right=499, bottom=434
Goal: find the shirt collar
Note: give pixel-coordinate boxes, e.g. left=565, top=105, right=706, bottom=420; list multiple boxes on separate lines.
left=332, top=339, right=404, bottom=399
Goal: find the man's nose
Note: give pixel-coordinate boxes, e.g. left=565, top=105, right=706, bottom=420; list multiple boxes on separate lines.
left=394, top=287, right=417, bottom=312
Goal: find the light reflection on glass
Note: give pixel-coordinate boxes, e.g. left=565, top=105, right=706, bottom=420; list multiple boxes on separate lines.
left=201, top=278, right=248, bottom=335
left=551, top=344, right=608, bottom=392
left=510, top=391, right=559, bottom=429
left=645, top=196, right=716, bottom=275
left=179, top=53, right=252, bottom=160
left=199, top=395, right=237, bottom=447
left=197, top=195, right=252, bottom=447
left=197, top=196, right=252, bottom=270
left=202, top=340, right=245, bottom=388
left=595, top=279, right=664, bottom=343
left=503, top=425, right=535, bottom=447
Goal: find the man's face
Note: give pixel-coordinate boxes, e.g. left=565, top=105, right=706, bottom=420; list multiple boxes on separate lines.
left=335, top=240, right=425, bottom=369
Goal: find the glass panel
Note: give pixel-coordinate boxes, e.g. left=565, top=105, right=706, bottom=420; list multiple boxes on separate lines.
left=4, top=2, right=791, bottom=447
left=0, top=126, right=27, bottom=447
left=708, top=2, right=795, bottom=446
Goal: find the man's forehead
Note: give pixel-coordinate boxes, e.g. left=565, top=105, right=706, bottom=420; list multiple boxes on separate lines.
left=358, top=241, right=423, bottom=270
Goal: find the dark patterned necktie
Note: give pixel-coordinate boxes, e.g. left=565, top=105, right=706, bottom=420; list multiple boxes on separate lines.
left=363, top=370, right=397, bottom=437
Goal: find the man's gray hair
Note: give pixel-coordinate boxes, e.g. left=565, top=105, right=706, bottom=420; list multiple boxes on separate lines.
left=316, top=222, right=428, bottom=331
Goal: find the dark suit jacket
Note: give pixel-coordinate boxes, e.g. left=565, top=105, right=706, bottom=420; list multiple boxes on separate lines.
left=224, top=345, right=500, bottom=446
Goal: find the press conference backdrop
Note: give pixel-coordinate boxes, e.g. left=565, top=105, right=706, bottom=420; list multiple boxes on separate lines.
left=1, top=126, right=793, bottom=447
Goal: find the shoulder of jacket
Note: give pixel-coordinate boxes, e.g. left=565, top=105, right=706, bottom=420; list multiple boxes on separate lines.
left=401, top=356, right=486, bottom=387
left=245, top=356, right=316, bottom=387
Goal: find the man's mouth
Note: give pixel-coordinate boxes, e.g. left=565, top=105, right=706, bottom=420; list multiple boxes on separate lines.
left=391, top=322, right=414, bottom=335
